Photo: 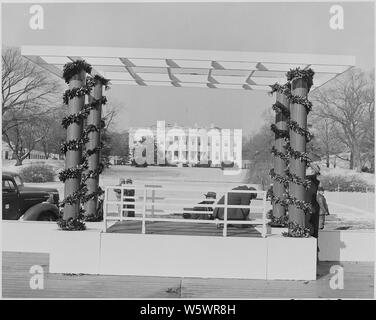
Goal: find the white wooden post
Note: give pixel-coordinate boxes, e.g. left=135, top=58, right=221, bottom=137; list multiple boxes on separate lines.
left=120, top=185, right=124, bottom=222
left=151, top=189, right=155, bottom=217
left=261, top=191, right=267, bottom=237
left=103, top=186, right=108, bottom=232
left=223, top=192, right=228, bottom=237
left=142, top=188, right=147, bottom=234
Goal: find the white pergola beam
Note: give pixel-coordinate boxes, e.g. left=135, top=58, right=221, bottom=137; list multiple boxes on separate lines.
left=21, top=46, right=356, bottom=91
left=23, top=55, right=64, bottom=78
left=21, top=46, right=356, bottom=66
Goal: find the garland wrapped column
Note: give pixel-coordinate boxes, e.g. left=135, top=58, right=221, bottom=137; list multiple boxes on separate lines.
left=83, top=76, right=109, bottom=217
left=58, top=60, right=92, bottom=227
left=286, top=69, right=314, bottom=229
left=63, top=70, right=87, bottom=220
left=272, top=91, right=290, bottom=218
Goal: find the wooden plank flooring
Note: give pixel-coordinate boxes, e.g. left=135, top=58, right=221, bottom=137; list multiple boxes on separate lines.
left=106, top=220, right=262, bottom=237
left=181, top=262, right=375, bottom=299
left=2, top=252, right=374, bottom=299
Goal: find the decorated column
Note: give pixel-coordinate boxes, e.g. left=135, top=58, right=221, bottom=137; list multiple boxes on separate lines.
left=59, top=61, right=92, bottom=225
left=84, top=75, right=109, bottom=217
left=271, top=90, right=290, bottom=218
left=286, top=69, right=314, bottom=230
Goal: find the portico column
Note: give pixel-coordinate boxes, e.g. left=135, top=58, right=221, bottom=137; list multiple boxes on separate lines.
left=63, top=70, right=86, bottom=220
left=272, top=91, right=290, bottom=218
left=84, top=79, right=104, bottom=216
left=288, top=78, right=308, bottom=227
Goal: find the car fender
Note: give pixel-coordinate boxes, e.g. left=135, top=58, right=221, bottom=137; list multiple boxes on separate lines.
left=20, top=203, right=60, bottom=221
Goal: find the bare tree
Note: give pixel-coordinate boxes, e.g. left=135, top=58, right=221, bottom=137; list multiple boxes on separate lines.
left=245, top=124, right=274, bottom=189
left=309, top=117, right=345, bottom=168
left=2, top=47, right=61, bottom=165
left=98, top=100, right=120, bottom=167
left=101, top=98, right=120, bottom=130
left=358, top=70, right=375, bottom=171
left=106, top=130, right=130, bottom=163
left=3, top=115, right=44, bottom=164
left=37, top=108, right=67, bottom=159
left=311, top=68, right=374, bottom=171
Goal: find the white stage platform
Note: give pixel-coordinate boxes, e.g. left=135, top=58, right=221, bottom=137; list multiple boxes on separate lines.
left=48, top=230, right=317, bottom=280
left=3, top=221, right=374, bottom=280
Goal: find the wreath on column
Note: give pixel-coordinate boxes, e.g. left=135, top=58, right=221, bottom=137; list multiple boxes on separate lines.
left=57, top=60, right=110, bottom=230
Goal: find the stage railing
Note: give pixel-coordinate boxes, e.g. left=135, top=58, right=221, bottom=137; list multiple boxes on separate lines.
left=103, top=185, right=269, bottom=237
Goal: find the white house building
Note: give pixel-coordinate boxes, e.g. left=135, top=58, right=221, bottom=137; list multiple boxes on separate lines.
left=128, top=121, right=242, bottom=167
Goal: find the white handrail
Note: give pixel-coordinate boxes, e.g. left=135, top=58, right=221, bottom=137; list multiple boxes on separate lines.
left=105, top=185, right=261, bottom=194
left=104, top=200, right=265, bottom=210
left=103, top=184, right=269, bottom=237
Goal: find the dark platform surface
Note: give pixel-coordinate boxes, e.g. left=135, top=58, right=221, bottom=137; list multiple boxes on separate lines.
left=106, top=220, right=262, bottom=237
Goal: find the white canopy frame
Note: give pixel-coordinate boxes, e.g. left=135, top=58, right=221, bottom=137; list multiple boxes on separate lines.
left=20, top=45, right=356, bottom=226
left=21, top=46, right=355, bottom=91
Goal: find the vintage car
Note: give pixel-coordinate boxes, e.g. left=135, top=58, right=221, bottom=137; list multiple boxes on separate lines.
left=2, top=171, right=60, bottom=221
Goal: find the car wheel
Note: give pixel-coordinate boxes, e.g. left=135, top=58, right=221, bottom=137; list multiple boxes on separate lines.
left=38, top=211, right=57, bottom=221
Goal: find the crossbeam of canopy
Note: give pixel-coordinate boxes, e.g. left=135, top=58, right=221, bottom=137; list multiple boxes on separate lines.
left=21, top=46, right=355, bottom=91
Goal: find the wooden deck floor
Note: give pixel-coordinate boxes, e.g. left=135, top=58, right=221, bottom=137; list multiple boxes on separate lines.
left=106, top=220, right=262, bottom=237
left=2, top=252, right=374, bottom=299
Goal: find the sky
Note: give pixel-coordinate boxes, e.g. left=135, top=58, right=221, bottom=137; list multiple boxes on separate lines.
left=2, top=1, right=374, bottom=135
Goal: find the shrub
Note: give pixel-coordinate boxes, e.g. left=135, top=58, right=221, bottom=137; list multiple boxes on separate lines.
left=20, top=164, right=56, bottom=183
left=319, top=174, right=374, bottom=192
